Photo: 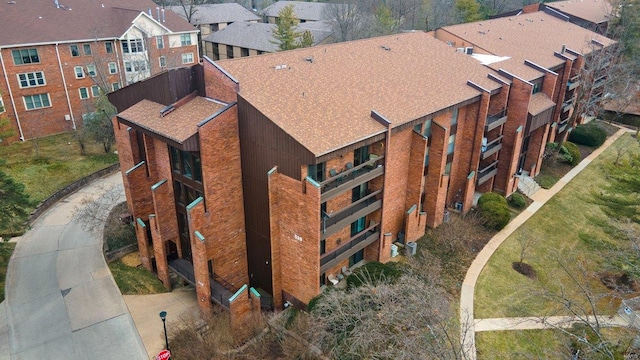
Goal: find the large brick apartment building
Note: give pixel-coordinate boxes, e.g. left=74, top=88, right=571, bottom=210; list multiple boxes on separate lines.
left=0, top=0, right=198, bottom=142
left=109, top=11, right=615, bottom=324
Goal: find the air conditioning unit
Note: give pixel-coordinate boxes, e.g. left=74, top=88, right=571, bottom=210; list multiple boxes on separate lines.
left=456, top=47, right=465, bottom=53
left=465, top=47, right=474, bottom=55
left=64, top=114, right=71, bottom=121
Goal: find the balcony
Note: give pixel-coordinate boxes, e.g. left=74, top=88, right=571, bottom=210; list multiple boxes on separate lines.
left=477, top=160, right=498, bottom=185
left=168, top=258, right=235, bottom=309
left=557, top=121, right=569, bottom=133
left=322, top=190, right=382, bottom=239
left=481, top=135, right=503, bottom=160
left=567, top=79, right=580, bottom=91
left=320, top=222, right=379, bottom=273
left=562, top=99, right=574, bottom=113
left=485, top=109, right=508, bottom=132
left=320, top=155, right=385, bottom=202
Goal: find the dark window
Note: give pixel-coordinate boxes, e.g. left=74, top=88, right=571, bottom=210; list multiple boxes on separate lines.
left=354, top=146, right=370, bottom=166
left=12, top=49, right=40, bottom=65
left=532, top=79, right=543, bottom=94
left=241, top=47, right=249, bottom=57
left=320, top=273, right=326, bottom=286
left=226, top=45, right=234, bottom=59
left=105, top=42, right=113, bottom=53
left=308, top=162, right=325, bottom=182
left=70, top=45, right=79, bottom=57
left=83, top=43, right=92, bottom=55
left=349, top=249, right=364, bottom=267
left=212, top=43, right=220, bottom=61
left=169, top=146, right=202, bottom=182
left=350, top=217, right=366, bottom=236
left=320, top=239, right=326, bottom=255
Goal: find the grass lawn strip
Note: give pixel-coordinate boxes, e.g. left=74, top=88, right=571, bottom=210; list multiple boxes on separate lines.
left=0, top=242, right=16, bottom=302
left=475, top=134, right=639, bottom=319
left=108, top=259, right=167, bottom=295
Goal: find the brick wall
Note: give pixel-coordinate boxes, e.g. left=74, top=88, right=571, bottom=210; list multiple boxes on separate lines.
left=404, top=131, right=427, bottom=241
left=424, top=116, right=450, bottom=228
left=268, top=171, right=321, bottom=308
left=203, top=59, right=238, bottom=103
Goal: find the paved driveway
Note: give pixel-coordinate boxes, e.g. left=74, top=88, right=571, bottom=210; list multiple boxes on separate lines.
left=1, top=172, right=147, bottom=360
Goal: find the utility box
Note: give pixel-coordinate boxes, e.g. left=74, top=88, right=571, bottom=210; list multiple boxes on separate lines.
left=406, top=241, right=417, bottom=256
left=390, top=244, right=399, bottom=258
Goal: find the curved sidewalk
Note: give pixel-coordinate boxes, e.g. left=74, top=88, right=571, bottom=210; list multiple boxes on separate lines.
left=460, top=128, right=630, bottom=359
left=1, top=172, right=147, bottom=360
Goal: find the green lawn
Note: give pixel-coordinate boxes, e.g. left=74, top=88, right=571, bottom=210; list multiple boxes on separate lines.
left=0, top=132, right=118, bottom=203
left=475, top=134, right=639, bottom=319
left=0, top=242, right=15, bottom=302
left=108, top=260, right=167, bottom=295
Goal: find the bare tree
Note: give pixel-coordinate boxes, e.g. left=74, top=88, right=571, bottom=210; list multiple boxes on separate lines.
left=322, top=0, right=376, bottom=42
left=73, top=183, right=124, bottom=235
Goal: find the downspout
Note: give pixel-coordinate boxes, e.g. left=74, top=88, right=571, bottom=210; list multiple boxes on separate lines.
left=55, top=43, right=76, bottom=130
left=0, top=48, right=25, bottom=140
left=114, top=39, right=124, bottom=86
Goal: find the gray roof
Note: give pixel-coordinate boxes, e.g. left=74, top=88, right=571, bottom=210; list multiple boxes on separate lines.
left=262, top=1, right=331, bottom=21
left=167, top=3, right=260, bottom=25
left=203, top=21, right=332, bottom=52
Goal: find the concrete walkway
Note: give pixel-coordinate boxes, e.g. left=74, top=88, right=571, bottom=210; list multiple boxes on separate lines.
left=460, top=128, right=631, bottom=359
left=1, top=172, right=148, bottom=360
left=475, top=314, right=628, bottom=332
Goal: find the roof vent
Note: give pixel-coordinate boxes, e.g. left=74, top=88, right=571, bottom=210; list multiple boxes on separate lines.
left=305, top=57, right=313, bottom=63
left=7, top=1, right=16, bottom=4
left=381, top=45, right=391, bottom=51
left=160, top=104, right=175, bottom=117
left=561, top=44, right=566, bottom=53
left=275, top=64, right=288, bottom=70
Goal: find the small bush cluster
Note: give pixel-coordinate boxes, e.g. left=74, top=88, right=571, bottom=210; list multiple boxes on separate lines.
left=345, top=261, right=404, bottom=288
left=569, top=123, right=607, bottom=147
left=545, top=142, right=581, bottom=165
left=507, top=193, right=527, bottom=209
left=477, top=192, right=510, bottom=231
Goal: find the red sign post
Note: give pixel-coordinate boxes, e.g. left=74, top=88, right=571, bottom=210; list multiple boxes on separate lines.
left=156, top=349, right=171, bottom=360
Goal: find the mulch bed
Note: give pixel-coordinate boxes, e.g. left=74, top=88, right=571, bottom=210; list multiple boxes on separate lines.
left=512, top=261, right=537, bottom=280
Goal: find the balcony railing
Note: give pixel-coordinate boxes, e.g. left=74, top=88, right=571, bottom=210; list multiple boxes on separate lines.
left=562, top=99, right=574, bottom=113
left=557, top=122, right=569, bottom=133
left=320, top=222, right=379, bottom=273
left=481, top=135, right=503, bottom=160
left=320, top=155, right=385, bottom=202
left=567, top=79, right=580, bottom=91
left=168, top=258, right=235, bottom=309
left=477, top=160, right=499, bottom=185
left=322, top=191, right=382, bottom=239
left=485, top=109, right=507, bottom=132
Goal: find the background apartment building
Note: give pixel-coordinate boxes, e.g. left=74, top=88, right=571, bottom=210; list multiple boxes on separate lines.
left=0, top=0, right=198, bottom=142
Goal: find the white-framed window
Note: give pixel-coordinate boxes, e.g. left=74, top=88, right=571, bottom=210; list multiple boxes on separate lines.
left=156, top=36, right=164, bottom=49
left=182, top=53, right=194, bottom=64
left=159, top=56, right=166, bottom=68
left=74, top=66, right=85, bottom=79
left=125, top=61, right=147, bottom=73
left=108, top=62, right=117, bottom=74
left=79, top=87, right=89, bottom=99
left=17, top=71, right=46, bottom=88
left=12, top=48, right=40, bottom=65
left=23, top=93, right=51, bottom=110
left=0, top=97, right=5, bottom=113
left=86, top=64, right=97, bottom=77
left=83, top=43, right=92, bottom=56
left=70, top=44, right=79, bottom=57
left=447, top=134, right=456, bottom=154
left=122, top=39, right=144, bottom=53
left=105, top=41, right=113, bottom=54
left=180, top=34, right=192, bottom=46
left=112, top=82, right=120, bottom=91
left=91, top=85, right=100, bottom=97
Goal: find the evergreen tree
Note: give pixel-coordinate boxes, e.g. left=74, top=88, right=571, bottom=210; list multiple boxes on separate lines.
left=0, top=170, right=30, bottom=237
left=297, top=30, right=314, bottom=48
left=272, top=4, right=302, bottom=51
left=454, top=0, right=483, bottom=23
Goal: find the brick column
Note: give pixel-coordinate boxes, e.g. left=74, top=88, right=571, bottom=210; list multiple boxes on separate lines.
left=186, top=198, right=212, bottom=315
left=149, top=214, right=171, bottom=290
left=424, top=121, right=450, bottom=228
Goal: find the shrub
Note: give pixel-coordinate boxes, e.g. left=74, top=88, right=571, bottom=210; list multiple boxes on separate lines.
left=569, top=123, right=607, bottom=147
left=477, top=192, right=507, bottom=207
left=346, top=261, right=403, bottom=288
left=478, top=200, right=510, bottom=231
left=563, top=141, right=581, bottom=165
left=507, top=193, right=526, bottom=209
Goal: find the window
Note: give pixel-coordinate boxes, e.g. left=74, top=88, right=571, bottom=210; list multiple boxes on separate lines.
left=112, top=82, right=120, bottom=91
left=74, top=66, right=85, bottom=79
left=108, top=62, right=117, bottom=74
left=444, top=161, right=452, bottom=175
left=159, top=56, right=166, bottom=68
left=86, top=64, right=96, bottom=77
left=180, top=34, right=192, bottom=46
left=83, top=43, right=92, bottom=55
left=308, top=162, right=325, bottom=182
left=23, top=94, right=51, bottom=110
left=451, top=108, right=459, bottom=126
left=170, top=146, right=203, bottom=181
left=91, top=85, right=100, bottom=97
left=320, top=239, right=326, bottom=255
left=156, top=36, right=164, bottom=49
left=0, top=97, right=5, bottom=113
left=125, top=61, right=147, bottom=73
left=17, top=71, right=46, bottom=88
left=122, top=39, right=144, bottom=53
left=423, top=119, right=432, bottom=137
left=70, top=44, right=79, bottom=57
left=447, top=134, right=456, bottom=154
left=79, top=87, right=89, bottom=99
left=241, top=47, right=249, bottom=57
left=105, top=41, right=113, bottom=54
left=226, top=45, right=234, bottom=59
left=12, top=48, right=40, bottom=65
left=532, top=79, right=542, bottom=94
left=424, top=147, right=429, bottom=166
left=182, top=53, right=194, bottom=64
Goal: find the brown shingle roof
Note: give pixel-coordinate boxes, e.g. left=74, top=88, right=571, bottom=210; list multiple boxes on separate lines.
left=528, top=93, right=556, bottom=115
left=545, top=0, right=612, bottom=24
left=440, top=12, right=615, bottom=75
left=217, top=32, right=502, bottom=157
left=118, top=97, right=226, bottom=144
left=0, top=0, right=196, bottom=47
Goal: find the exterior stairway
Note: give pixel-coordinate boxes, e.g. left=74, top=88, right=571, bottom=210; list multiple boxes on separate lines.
left=517, top=174, right=542, bottom=198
